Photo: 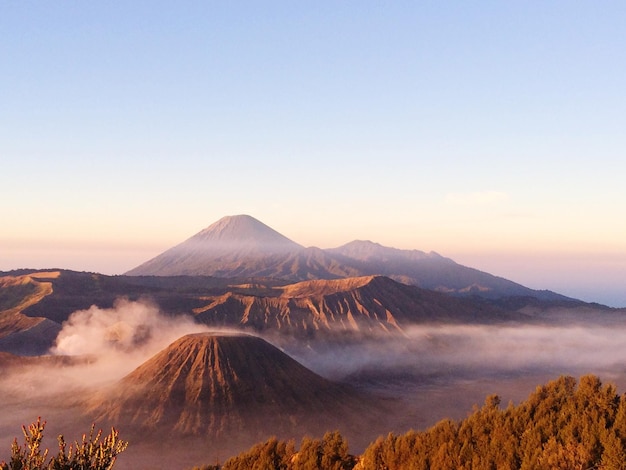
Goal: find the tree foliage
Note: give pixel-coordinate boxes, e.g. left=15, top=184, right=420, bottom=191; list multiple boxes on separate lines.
left=360, top=374, right=625, bottom=470
left=0, top=418, right=128, bottom=470
left=199, top=374, right=626, bottom=470
left=220, top=432, right=354, bottom=470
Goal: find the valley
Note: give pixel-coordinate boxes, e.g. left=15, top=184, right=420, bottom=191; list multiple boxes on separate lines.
left=1, top=215, right=624, bottom=469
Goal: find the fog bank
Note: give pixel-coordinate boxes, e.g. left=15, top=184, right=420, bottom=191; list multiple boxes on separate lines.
left=297, top=323, right=626, bottom=380
left=48, top=298, right=212, bottom=386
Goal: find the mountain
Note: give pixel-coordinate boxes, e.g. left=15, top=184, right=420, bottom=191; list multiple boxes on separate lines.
left=328, top=239, right=440, bottom=263
left=88, top=333, right=376, bottom=438
left=192, top=275, right=522, bottom=339
left=126, top=215, right=304, bottom=276
left=0, top=269, right=201, bottom=355
left=327, top=240, right=564, bottom=300
left=1, top=269, right=600, bottom=356
left=0, top=271, right=62, bottom=355
left=126, top=215, right=571, bottom=301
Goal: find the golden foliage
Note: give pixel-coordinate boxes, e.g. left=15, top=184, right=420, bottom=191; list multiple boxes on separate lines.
left=201, top=374, right=626, bottom=470
left=0, top=418, right=128, bottom=470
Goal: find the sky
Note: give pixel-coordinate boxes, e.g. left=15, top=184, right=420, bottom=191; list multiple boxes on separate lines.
left=1, top=2, right=625, bottom=307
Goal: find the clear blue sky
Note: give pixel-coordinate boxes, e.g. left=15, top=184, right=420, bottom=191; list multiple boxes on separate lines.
left=2, top=2, right=625, bottom=306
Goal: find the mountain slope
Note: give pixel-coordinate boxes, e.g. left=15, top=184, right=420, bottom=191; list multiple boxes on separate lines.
left=192, top=275, right=522, bottom=339
left=88, top=333, right=375, bottom=438
left=126, top=215, right=304, bottom=276
left=125, top=215, right=571, bottom=301
left=0, top=268, right=599, bottom=359
left=328, top=239, right=440, bottom=263
left=0, top=272, right=62, bottom=355
left=328, top=240, right=567, bottom=300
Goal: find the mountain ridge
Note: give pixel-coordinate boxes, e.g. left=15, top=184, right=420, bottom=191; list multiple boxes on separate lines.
left=125, top=215, right=570, bottom=301
left=328, top=239, right=445, bottom=262
left=191, top=275, right=529, bottom=339
left=1, top=269, right=599, bottom=357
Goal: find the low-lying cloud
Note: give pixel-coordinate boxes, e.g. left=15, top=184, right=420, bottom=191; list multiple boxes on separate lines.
left=53, top=298, right=198, bottom=356
left=6, top=299, right=626, bottom=468
left=47, top=298, right=211, bottom=386
left=0, top=298, right=248, bottom=455
left=404, top=324, right=625, bottom=370
left=297, top=323, right=626, bottom=381
left=4, top=300, right=626, bottom=410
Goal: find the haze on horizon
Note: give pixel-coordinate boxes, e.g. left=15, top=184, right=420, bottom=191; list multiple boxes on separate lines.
left=1, top=2, right=625, bottom=307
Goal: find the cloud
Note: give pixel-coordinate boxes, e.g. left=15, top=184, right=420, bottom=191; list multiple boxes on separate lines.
left=445, top=190, right=509, bottom=206
left=0, top=298, right=258, bottom=406
left=400, top=324, right=625, bottom=371
left=49, top=298, right=211, bottom=385
left=296, top=323, right=626, bottom=380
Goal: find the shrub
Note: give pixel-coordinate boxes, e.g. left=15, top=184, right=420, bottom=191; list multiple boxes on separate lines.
left=0, top=417, right=128, bottom=470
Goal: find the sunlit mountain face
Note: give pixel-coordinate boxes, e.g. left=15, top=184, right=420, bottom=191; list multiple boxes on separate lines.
left=126, top=214, right=570, bottom=301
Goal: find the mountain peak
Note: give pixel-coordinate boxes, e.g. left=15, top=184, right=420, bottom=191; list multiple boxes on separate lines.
left=191, top=215, right=302, bottom=253
left=89, top=332, right=358, bottom=436
left=124, top=216, right=564, bottom=301
left=197, top=214, right=271, bottom=237
left=329, top=239, right=436, bottom=262
left=125, top=215, right=303, bottom=276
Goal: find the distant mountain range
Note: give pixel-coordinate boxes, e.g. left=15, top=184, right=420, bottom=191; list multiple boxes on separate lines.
left=126, top=214, right=569, bottom=301
left=1, top=267, right=600, bottom=358
left=1, top=215, right=613, bottom=357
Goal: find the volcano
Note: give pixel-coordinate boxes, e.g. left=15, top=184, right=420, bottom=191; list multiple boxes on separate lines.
left=125, top=215, right=304, bottom=276
left=125, top=215, right=572, bottom=301
left=88, top=333, right=375, bottom=439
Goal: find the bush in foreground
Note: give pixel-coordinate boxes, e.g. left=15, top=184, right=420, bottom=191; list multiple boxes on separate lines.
left=196, top=375, right=626, bottom=470
left=0, top=418, right=128, bottom=470
left=220, top=431, right=355, bottom=470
